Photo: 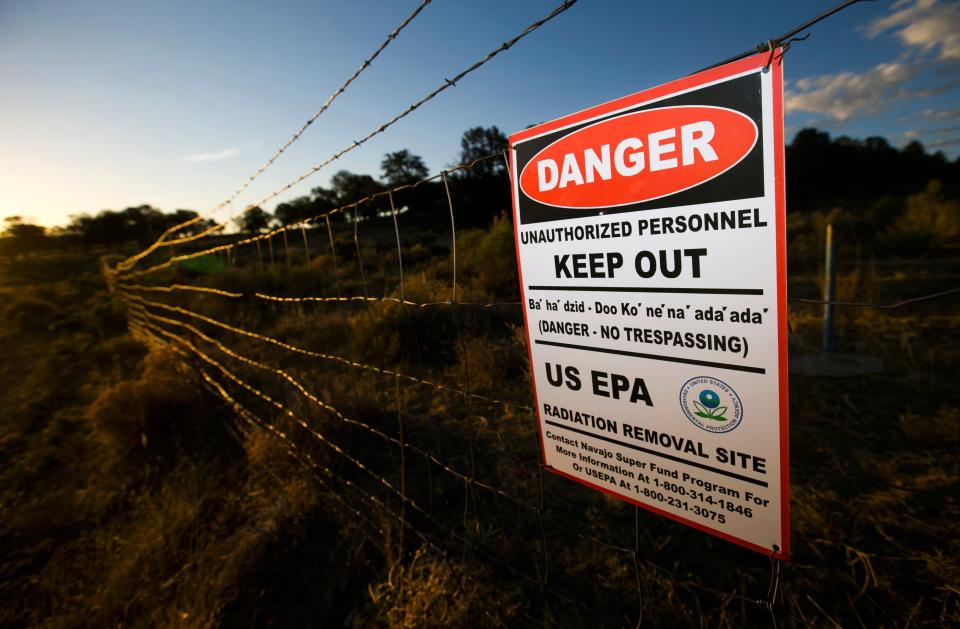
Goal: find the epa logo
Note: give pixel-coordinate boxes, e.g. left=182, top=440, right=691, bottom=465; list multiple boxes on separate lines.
left=679, top=376, right=743, bottom=433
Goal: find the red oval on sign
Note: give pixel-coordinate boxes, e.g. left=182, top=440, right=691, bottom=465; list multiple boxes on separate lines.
left=518, top=106, right=758, bottom=209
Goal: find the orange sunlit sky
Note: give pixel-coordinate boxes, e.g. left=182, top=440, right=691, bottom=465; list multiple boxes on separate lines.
left=1, top=0, right=958, bottom=228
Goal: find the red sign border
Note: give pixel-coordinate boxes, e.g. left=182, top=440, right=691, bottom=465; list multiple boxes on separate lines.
left=508, top=50, right=790, bottom=561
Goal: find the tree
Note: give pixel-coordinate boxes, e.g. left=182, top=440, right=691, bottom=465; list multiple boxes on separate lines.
left=2, top=216, right=45, bottom=240
left=274, top=186, right=338, bottom=225
left=903, top=140, right=927, bottom=158
left=274, top=196, right=315, bottom=226
left=330, top=171, right=381, bottom=203
left=330, top=170, right=384, bottom=219
left=457, top=126, right=507, bottom=178
left=790, top=128, right=830, bottom=150
left=785, top=128, right=958, bottom=210
left=381, top=150, right=429, bottom=187
left=0, top=216, right=46, bottom=258
left=235, top=206, right=273, bottom=234
left=888, top=179, right=960, bottom=253
left=65, top=205, right=168, bottom=246
left=865, top=136, right=894, bottom=153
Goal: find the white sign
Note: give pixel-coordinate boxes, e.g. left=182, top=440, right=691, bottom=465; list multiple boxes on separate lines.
left=509, top=51, right=789, bottom=559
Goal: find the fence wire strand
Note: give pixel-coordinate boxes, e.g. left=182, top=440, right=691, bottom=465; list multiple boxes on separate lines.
left=116, top=153, right=500, bottom=281
left=120, top=279, right=959, bottom=313
left=209, top=0, right=434, bottom=219
left=226, top=0, right=579, bottom=222
left=109, top=0, right=578, bottom=275
left=124, top=292, right=532, bottom=412
left=116, top=0, right=435, bottom=272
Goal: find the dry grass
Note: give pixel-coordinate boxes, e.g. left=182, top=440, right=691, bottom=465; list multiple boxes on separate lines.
left=365, top=546, right=519, bottom=628
left=2, top=200, right=958, bottom=627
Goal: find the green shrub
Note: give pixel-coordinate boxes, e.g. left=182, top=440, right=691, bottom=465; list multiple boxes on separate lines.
left=458, top=213, right=519, bottom=299
left=883, top=180, right=960, bottom=254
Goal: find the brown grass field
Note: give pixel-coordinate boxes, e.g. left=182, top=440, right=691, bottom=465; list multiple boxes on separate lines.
left=1, top=201, right=958, bottom=627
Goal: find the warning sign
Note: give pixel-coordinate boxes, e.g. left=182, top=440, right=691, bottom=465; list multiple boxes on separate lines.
left=509, top=51, right=789, bottom=559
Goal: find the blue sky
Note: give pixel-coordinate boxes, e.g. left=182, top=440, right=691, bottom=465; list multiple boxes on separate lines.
left=1, top=0, right=957, bottom=227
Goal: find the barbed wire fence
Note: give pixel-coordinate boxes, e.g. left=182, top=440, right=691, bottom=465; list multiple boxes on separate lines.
left=101, top=0, right=958, bottom=625
left=111, top=148, right=959, bottom=624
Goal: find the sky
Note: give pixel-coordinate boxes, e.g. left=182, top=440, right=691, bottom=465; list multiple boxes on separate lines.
left=1, top=0, right=958, bottom=227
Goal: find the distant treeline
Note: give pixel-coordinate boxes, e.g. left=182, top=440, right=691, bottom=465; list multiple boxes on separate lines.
left=786, top=128, right=959, bottom=208
left=2, top=126, right=958, bottom=256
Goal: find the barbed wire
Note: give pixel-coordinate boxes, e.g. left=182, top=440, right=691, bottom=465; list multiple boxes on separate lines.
left=112, top=145, right=959, bottom=314
left=145, top=318, right=434, bottom=517
left=133, top=316, right=583, bottom=566
left=102, top=2, right=949, bottom=624
left=194, top=363, right=406, bottom=547
left=130, top=299, right=815, bottom=593
left=140, top=319, right=573, bottom=589
left=227, top=0, right=578, bottom=221
left=151, top=310, right=778, bottom=618
left=131, top=301, right=645, bottom=553
left=116, top=152, right=499, bottom=280
left=208, top=0, right=434, bottom=220
left=121, top=277, right=960, bottom=313
left=140, top=307, right=524, bottom=496
left=115, top=200, right=941, bottom=626
left=693, top=0, right=874, bottom=74
left=114, top=0, right=579, bottom=278
left=115, top=1, right=434, bottom=272
left=118, top=199, right=825, bottom=628
left=122, top=283, right=245, bottom=298
left=123, top=292, right=533, bottom=412
left=121, top=281, right=521, bottom=308
left=787, top=287, right=960, bottom=309
left=115, top=222, right=227, bottom=273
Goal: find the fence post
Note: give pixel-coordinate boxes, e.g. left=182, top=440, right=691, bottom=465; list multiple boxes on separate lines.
left=822, top=223, right=835, bottom=353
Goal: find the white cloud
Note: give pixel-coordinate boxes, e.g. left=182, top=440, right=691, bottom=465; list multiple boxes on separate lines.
left=926, top=136, right=960, bottom=149
left=183, top=147, right=240, bottom=163
left=784, top=1, right=960, bottom=125
left=902, top=124, right=960, bottom=149
left=867, top=0, right=960, bottom=62
left=921, top=107, right=960, bottom=122
left=784, top=62, right=929, bottom=122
